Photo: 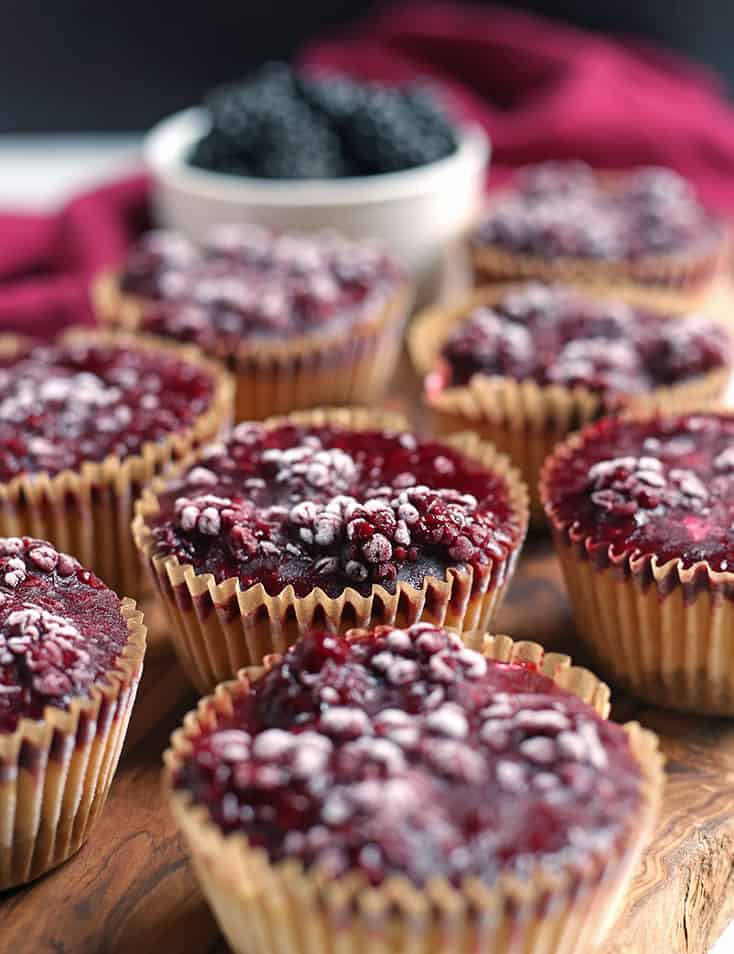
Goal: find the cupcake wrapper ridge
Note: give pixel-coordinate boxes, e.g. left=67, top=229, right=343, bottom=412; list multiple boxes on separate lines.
left=409, top=286, right=731, bottom=519
left=541, top=417, right=734, bottom=714
left=133, top=407, right=530, bottom=693
left=163, top=633, right=663, bottom=954
left=0, top=599, right=147, bottom=889
left=469, top=186, right=730, bottom=304
left=93, top=270, right=413, bottom=421
left=0, top=328, right=234, bottom=600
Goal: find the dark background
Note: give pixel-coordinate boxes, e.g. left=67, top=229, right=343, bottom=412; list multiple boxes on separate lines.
left=3, top=0, right=733, bottom=132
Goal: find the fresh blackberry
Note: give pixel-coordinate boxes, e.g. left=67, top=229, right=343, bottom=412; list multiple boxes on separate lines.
left=189, top=130, right=234, bottom=171
left=250, top=112, right=347, bottom=179
left=205, top=62, right=298, bottom=125
left=341, top=85, right=456, bottom=174
left=188, top=62, right=458, bottom=180
left=298, top=74, right=366, bottom=124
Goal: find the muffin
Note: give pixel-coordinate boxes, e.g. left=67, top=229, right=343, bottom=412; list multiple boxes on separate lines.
left=0, top=536, right=146, bottom=889
left=164, top=624, right=663, bottom=954
left=409, top=282, right=731, bottom=517
left=0, top=328, right=232, bottom=598
left=541, top=411, right=734, bottom=714
left=133, top=407, right=528, bottom=692
left=470, top=162, right=729, bottom=303
left=93, top=225, right=411, bottom=421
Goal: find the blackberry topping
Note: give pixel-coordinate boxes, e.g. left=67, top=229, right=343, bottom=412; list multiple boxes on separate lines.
left=121, top=226, right=401, bottom=348
left=544, top=414, right=734, bottom=571
left=434, top=283, right=730, bottom=402
left=188, top=63, right=458, bottom=180
left=175, top=624, right=641, bottom=887
left=0, top=339, right=215, bottom=481
left=0, top=537, right=129, bottom=732
left=474, top=161, right=721, bottom=260
left=147, top=422, right=523, bottom=599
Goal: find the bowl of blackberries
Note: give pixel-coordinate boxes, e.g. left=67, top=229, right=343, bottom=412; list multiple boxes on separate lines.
left=144, top=63, right=489, bottom=286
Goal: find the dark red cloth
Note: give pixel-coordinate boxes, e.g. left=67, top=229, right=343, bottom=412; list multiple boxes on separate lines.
left=302, top=2, right=734, bottom=210
left=6, top=2, right=734, bottom=338
left=0, top=175, right=149, bottom=338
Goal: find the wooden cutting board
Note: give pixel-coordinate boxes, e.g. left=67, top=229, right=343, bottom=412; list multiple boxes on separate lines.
left=2, top=284, right=734, bottom=953
left=1, top=538, right=733, bottom=954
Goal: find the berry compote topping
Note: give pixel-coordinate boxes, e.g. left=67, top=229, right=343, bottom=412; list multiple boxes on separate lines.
left=175, top=624, right=641, bottom=887
left=544, top=414, right=734, bottom=571
left=120, top=225, right=401, bottom=349
left=433, top=283, right=729, bottom=402
left=148, top=423, right=523, bottom=598
left=0, top=538, right=129, bottom=732
left=0, top=339, right=215, bottom=481
left=187, top=62, right=458, bottom=180
left=474, top=161, right=721, bottom=260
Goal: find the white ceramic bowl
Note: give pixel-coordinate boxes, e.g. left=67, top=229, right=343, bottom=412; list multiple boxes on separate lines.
left=143, top=107, right=490, bottom=291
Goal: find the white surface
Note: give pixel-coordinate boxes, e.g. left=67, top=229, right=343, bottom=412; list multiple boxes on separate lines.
left=0, top=135, right=141, bottom=209
left=0, top=135, right=731, bottom=954
left=144, top=107, right=490, bottom=284
left=713, top=923, right=734, bottom=953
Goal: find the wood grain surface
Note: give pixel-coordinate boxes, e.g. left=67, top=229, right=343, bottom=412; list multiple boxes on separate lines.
left=2, top=306, right=734, bottom=953
left=1, top=537, right=733, bottom=954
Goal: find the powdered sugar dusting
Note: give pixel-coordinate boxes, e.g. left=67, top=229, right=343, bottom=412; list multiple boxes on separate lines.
left=177, top=622, right=641, bottom=887
left=152, top=423, right=520, bottom=599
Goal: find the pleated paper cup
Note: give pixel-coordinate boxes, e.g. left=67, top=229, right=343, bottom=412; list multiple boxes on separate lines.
left=0, top=598, right=146, bottom=889
left=409, top=286, right=731, bottom=520
left=93, top=269, right=412, bottom=421
left=163, top=633, right=663, bottom=954
left=541, top=418, right=734, bottom=715
left=0, top=328, right=233, bottom=600
left=133, top=407, right=529, bottom=693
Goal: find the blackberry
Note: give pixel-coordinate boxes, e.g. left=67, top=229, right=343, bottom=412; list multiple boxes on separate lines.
left=298, top=74, right=366, bottom=124
left=341, top=85, right=455, bottom=174
left=189, top=62, right=458, bottom=180
left=252, top=106, right=347, bottom=179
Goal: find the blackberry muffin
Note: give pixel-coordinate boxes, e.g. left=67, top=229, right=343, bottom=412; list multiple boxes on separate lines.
left=164, top=624, right=662, bottom=954
left=0, top=328, right=232, bottom=599
left=470, top=162, right=729, bottom=302
left=93, top=225, right=411, bottom=421
left=0, top=536, right=146, bottom=889
left=542, top=411, right=734, bottom=714
left=133, top=408, right=528, bottom=691
left=409, top=282, right=731, bottom=516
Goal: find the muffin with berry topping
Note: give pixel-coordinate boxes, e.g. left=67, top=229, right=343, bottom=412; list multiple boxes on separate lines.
left=93, top=224, right=410, bottom=421
left=470, top=162, right=729, bottom=302
left=541, top=411, right=734, bottom=713
left=164, top=624, right=662, bottom=954
left=409, top=282, right=731, bottom=516
left=0, top=536, right=146, bottom=889
left=133, top=407, right=528, bottom=691
left=0, top=328, right=232, bottom=598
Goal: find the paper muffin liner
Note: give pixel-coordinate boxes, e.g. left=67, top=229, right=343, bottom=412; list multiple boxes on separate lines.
left=0, top=598, right=146, bottom=889
left=162, top=633, right=663, bottom=954
left=541, top=417, right=734, bottom=714
left=0, top=328, right=233, bottom=600
left=93, top=269, right=412, bottom=421
left=133, top=407, right=529, bottom=693
left=409, top=286, right=731, bottom=519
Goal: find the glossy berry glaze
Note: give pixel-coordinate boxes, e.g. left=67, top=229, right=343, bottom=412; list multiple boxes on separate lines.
left=0, top=538, right=128, bottom=733
left=433, top=283, right=730, bottom=402
left=175, top=624, right=641, bottom=886
left=544, top=414, right=734, bottom=573
left=119, top=226, right=402, bottom=351
left=473, top=162, right=723, bottom=260
left=0, top=339, right=215, bottom=482
left=148, top=423, right=523, bottom=599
